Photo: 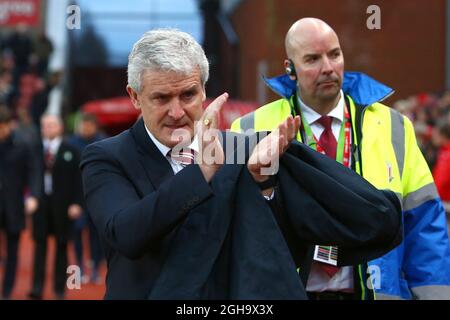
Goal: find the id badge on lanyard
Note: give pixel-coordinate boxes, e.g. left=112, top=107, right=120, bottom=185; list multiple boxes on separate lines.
left=299, top=101, right=352, bottom=266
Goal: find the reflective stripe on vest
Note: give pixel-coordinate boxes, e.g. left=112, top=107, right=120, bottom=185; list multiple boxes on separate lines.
left=240, top=112, right=255, bottom=132
left=403, top=183, right=439, bottom=212
left=389, top=109, right=405, bottom=179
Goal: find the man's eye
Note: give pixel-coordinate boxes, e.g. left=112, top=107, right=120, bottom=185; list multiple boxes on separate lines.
left=153, top=95, right=168, bottom=102
left=332, top=51, right=340, bottom=58
left=182, top=91, right=195, bottom=100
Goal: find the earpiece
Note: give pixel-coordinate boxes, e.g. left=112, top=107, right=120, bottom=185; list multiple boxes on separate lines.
left=285, top=59, right=297, bottom=77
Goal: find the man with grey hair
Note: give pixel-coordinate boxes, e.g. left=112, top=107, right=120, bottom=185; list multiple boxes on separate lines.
left=80, top=29, right=299, bottom=298
left=80, top=29, right=402, bottom=299
left=126, top=28, right=289, bottom=190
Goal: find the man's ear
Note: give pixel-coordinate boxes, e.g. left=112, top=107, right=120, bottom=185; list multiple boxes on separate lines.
left=201, top=86, right=206, bottom=102
left=284, top=59, right=291, bottom=72
left=126, top=85, right=141, bottom=110
left=284, top=59, right=297, bottom=81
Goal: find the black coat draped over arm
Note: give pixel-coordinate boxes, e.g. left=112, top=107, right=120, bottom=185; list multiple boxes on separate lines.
left=148, top=139, right=402, bottom=300
left=81, top=120, right=401, bottom=299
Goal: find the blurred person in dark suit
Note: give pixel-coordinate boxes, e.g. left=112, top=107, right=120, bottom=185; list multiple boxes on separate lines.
left=6, top=24, right=33, bottom=90
left=68, top=113, right=107, bottom=284
left=14, top=106, right=41, bottom=154
left=0, top=106, right=41, bottom=299
left=30, top=74, right=57, bottom=130
left=0, top=71, right=14, bottom=108
left=28, top=114, right=83, bottom=300
left=32, top=31, right=53, bottom=77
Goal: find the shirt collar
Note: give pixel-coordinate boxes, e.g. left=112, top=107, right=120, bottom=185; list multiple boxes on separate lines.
left=44, top=136, right=62, bottom=153
left=144, top=125, right=199, bottom=157
left=298, top=90, right=345, bottom=124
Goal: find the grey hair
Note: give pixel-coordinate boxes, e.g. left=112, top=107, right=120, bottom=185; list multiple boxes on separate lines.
left=127, top=28, right=209, bottom=92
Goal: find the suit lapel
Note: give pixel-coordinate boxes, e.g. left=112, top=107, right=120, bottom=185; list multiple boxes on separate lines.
left=130, top=118, right=174, bottom=191
left=53, top=141, right=66, bottom=169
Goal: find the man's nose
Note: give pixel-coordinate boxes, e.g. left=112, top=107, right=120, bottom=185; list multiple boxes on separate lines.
left=321, top=56, right=333, bottom=75
left=168, top=99, right=185, bottom=120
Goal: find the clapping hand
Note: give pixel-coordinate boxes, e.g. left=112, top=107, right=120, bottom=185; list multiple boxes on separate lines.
left=247, top=115, right=300, bottom=191
left=197, top=93, right=229, bottom=182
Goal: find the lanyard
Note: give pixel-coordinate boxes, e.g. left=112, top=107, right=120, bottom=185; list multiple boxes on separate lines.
left=299, top=102, right=351, bottom=168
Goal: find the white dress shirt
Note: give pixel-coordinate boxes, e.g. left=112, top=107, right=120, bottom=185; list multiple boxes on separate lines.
left=43, top=137, right=62, bottom=195
left=145, top=125, right=199, bottom=174
left=299, top=91, right=354, bottom=293
left=299, top=90, right=345, bottom=141
left=145, top=125, right=274, bottom=200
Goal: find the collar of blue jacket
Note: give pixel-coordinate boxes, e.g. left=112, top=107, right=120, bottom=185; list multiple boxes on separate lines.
left=263, top=72, right=395, bottom=107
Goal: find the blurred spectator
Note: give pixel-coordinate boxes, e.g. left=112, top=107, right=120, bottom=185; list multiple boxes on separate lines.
left=5, top=24, right=33, bottom=89
left=44, top=71, right=64, bottom=116
left=0, top=51, right=15, bottom=73
left=432, top=122, right=450, bottom=233
left=29, top=76, right=51, bottom=130
left=0, top=106, right=41, bottom=299
left=0, top=232, right=3, bottom=268
left=0, top=33, right=5, bottom=52
left=32, top=31, right=53, bottom=77
left=393, top=90, right=450, bottom=169
left=68, top=113, right=107, bottom=284
left=28, top=114, right=83, bottom=300
left=0, top=71, right=14, bottom=108
left=14, top=107, right=41, bottom=154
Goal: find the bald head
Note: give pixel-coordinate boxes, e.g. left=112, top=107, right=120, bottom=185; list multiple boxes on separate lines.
left=41, top=114, right=64, bottom=140
left=284, top=18, right=344, bottom=115
left=285, top=18, right=339, bottom=59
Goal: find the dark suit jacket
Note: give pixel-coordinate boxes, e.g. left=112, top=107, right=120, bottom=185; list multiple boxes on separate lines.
left=32, top=140, right=83, bottom=241
left=81, top=119, right=401, bottom=299
left=0, top=132, right=42, bottom=234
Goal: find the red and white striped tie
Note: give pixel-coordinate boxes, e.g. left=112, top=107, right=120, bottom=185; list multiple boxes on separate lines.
left=169, top=148, right=196, bottom=166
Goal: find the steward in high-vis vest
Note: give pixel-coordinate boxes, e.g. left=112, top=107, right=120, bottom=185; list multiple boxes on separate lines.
left=231, top=71, right=450, bottom=299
